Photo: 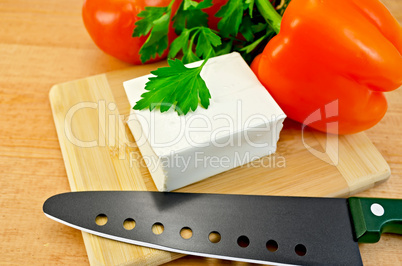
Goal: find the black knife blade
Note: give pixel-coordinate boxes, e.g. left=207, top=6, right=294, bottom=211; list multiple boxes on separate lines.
left=43, top=191, right=402, bottom=265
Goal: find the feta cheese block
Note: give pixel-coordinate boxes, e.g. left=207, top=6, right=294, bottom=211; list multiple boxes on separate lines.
left=124, top=52, right=286, bottom=191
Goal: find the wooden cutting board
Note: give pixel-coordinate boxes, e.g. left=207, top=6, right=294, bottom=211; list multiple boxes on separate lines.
left=49, top=62, right=390, bottom=266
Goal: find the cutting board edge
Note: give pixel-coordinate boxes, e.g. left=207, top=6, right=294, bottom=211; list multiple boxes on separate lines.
left=49, top=80, right=185, bottom=266
left=347, top=167, right=391, bottom=195
left=49, top=83, right=79, bottom=191
left=48, top=68, right=392, bottom=266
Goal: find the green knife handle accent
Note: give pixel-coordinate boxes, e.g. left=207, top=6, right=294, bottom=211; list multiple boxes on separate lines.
left=348, top=197, right=402, bottom=243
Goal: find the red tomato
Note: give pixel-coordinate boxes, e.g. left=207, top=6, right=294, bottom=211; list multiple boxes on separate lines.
left=82, top=0, right=227, bottom=65
left=82, top=0, right=180, bottom=64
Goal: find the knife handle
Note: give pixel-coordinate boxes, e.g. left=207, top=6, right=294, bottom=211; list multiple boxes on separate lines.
left=348, top=197, right=402, bottom=243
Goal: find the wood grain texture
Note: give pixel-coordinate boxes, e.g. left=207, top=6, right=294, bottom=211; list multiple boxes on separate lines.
left=0, top=0, right=401, bottom=265
left=48, top=63, right=389, bottom=265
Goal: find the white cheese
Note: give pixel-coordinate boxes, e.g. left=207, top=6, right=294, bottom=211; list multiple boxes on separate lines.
left=124, top=52, right=286, bottom=191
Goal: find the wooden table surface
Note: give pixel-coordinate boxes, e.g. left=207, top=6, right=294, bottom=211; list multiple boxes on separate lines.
left=1, top=0, right=401, bottom=265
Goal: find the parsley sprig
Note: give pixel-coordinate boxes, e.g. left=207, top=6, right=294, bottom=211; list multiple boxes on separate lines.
left=168, top=27, right=221, bottom=63
left=134, top=58, right=211, bottom=115
left=133, top=0, right=284, bottom=115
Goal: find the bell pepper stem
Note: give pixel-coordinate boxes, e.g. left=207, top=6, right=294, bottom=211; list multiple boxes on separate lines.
left=255, top=0, right=282, bottom=34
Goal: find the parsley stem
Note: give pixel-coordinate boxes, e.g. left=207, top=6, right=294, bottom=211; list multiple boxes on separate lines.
left=255, top=0, right=282, bottom=34
left=189, top=29, right=199, bottom=49
left=200, top=56, right=209, bottom=68
left=167, top=0, right=176, bottom=10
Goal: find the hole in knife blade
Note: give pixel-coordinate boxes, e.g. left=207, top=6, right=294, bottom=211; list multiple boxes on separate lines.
left=180, top=227, right=193, bottom=239
left=295, top=244, right=307, bottom=256
left=266, top=240, right=278, bottom=252
left=95, top=214, right=108, bottom=226
left=152, top=222, right=164, bottom=235
left=237, top=235, right=250, bottom=248
left=123, top=218, right=136, bottom=230
left=208, top=231, right=221, bottom=243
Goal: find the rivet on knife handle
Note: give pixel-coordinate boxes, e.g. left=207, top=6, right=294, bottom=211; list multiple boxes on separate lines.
left=348, top=197, right=402, bottom=243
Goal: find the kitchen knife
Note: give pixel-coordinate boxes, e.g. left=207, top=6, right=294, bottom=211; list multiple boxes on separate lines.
left=43, top=191, right=402, bottom=266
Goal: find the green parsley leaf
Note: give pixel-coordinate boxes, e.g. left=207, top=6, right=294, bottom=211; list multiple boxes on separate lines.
left=133, top=7, right=171, bottom=63
left=173, top=0, right=212, bottom=34
left=132, top=0, right=285, bottom=115
left=133, top=59, right=211, bottom=115
left=168, top=27, right=221, bottom=64
left=168, top=28, right=191, bottom=59
left=133, top=7, right=167, bottom=36
left=251, top=22, right=268, bottom=34
left=215, top=0, right=244, bottom=37
left=192, top=0, right=213, bottom=9
left=215, top=40, right=233, bottom=56
left=168, top=28, right=200, bottom=64
left=238, top=27, right=275, bottom=63
left=195, top=28, right=221, bottom=58
left=245, top=0, right=255, bottom=18
left=183, top=0, right=199, bottom=10
left=239, top=34, right=266, bottom=54
left=182, top=45, right=201, bottom=64
left=239, top=15, right=254, bottom=42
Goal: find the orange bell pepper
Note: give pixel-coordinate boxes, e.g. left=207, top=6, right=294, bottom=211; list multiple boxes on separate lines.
left=251, top=0, right=402, bottom=134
